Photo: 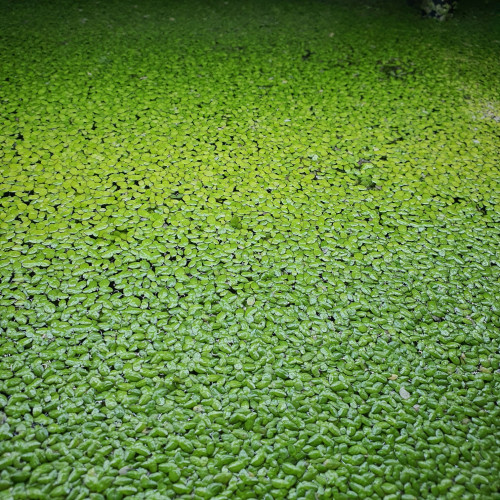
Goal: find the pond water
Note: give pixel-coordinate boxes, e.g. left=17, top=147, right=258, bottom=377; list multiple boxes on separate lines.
left=0, top=0, right=499, bottom=498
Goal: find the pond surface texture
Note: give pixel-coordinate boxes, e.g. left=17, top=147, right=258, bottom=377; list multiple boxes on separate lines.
left=0, top=0, right=499, bottom=498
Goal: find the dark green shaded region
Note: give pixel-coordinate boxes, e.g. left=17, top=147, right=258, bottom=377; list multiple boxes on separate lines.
left=0, top=0, right=499, bottom=498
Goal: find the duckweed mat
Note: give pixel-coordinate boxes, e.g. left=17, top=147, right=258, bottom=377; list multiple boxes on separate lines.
left=1, top=0, right=499, bottom=498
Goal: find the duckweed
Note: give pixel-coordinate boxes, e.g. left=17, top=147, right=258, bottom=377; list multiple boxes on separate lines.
left=1, top=0, right=499, bottom=498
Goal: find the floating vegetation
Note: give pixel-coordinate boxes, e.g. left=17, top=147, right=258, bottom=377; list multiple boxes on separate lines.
left=0, top=0, right=499, bottom=498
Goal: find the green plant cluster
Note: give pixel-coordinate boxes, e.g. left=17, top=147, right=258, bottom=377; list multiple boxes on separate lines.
left=0, top=0, right=499, bottom=499
left=420, top=0, right=456, bottom=21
